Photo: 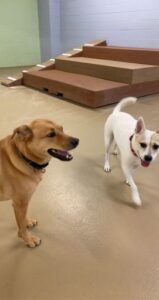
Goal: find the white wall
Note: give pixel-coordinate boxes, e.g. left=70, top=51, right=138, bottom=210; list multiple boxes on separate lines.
left=60, top=0, right=159, bottom=52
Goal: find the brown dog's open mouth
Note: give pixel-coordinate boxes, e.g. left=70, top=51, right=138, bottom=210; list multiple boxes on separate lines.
left=48, top=149, right=73, bottom=161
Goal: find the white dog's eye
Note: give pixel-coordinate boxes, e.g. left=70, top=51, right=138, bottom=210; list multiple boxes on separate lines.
left=153, top=144, right=159, bottom=150
left=140, top=142, right=147, bottom=149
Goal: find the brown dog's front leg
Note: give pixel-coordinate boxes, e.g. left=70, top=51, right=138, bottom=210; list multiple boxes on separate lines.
left=12, top=199, right=41, bottom=248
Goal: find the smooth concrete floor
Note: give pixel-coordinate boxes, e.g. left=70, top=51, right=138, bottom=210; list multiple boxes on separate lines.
left=0, top=68, right=159, bottom=300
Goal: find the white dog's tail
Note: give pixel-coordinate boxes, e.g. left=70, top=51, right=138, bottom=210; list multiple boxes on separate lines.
left=113, top=97, right=137, bottom=114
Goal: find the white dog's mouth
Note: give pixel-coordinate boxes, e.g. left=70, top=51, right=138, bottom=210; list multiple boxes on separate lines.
left=137, top=151, right=151, bottom=168
left=48, top=149, right=73, bottom=161
left=141, top=160, right=150, bottom=168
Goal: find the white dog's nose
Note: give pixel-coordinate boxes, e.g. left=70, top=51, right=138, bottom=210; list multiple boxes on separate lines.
left=144, top=155, right=152, bottom=162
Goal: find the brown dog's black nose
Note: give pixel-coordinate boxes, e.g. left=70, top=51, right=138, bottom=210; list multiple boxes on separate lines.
left=70, top=137, right=79, bottom=148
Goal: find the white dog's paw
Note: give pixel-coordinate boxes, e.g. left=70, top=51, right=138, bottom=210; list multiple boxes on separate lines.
left=112, top=144, right=118, bottom=155
left=112, top=148, right=118, bottom=155
left=125, top=180, right=130, bottom=186
left=132, top=192, right=142, bottom=207
left=104, top=167, right=111, bottom=173
left=104, top=162, right=111, bottom=173
left=112, top=150, right=118, bottom=155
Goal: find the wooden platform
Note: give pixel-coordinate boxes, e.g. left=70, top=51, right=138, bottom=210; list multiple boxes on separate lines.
left=2, top=39, right=159, bottom=108
left=23, top=70, right=159, bottom=108
left=23, top=69, right=127, bottom=107
left=83, top=45, right=159, bottom=65
left=55, top=57, right=159, bottom=84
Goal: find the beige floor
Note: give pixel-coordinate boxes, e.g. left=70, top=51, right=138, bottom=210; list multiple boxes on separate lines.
left=0, top=68, right=159, bottom=300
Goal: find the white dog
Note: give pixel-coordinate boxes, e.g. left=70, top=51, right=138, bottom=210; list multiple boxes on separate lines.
left=104, top=97, right=159, bottom=206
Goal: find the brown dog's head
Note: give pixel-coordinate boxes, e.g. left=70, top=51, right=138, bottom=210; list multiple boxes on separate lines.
left=12, top=119, right=79, bottom=164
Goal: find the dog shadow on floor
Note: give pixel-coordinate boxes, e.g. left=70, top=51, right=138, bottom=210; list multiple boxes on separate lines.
left=90, top=154, right=135, bottom=208
left=104, top=180, right=138, bottom=209
left=72, top=154, right=136, bottom=209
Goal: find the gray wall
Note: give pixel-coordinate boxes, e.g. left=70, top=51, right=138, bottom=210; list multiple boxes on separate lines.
left=38, top=0, right=52, bottom=61
left=38, top=0, right=159, bottom=61
left=49, top=0, right=61, bottom=58
left=38, top=0, right=61, bottom=61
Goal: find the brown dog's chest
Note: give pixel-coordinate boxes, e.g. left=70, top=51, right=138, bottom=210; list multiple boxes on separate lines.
left=0, top=142, right=42, bottom=201
left=0, top=170, right=41, bottom=201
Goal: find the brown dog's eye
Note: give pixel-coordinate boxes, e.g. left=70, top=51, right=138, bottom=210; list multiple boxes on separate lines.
left=47, top=131, right=56, bottom=138
left=140, top=142, right=147, bottom=148
left=153, top=144, right=159, bottom=150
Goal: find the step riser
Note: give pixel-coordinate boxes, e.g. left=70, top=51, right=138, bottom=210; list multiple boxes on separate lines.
left=23, top=73, right=97, bottom=107
left=83, top=46, right=159, bottom=65
left=56, top=59, right=132, bottom=83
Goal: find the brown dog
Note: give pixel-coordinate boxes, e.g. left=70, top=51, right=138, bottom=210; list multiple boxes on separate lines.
left=0, top=119, right=79, bottom=247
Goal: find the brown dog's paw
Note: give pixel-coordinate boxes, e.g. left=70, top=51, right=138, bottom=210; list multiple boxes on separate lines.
left=24, top=234, right=41, bottom=248
left=19, top=231, right=41, bottom=248
left=26, top=218, right=38, bottom=229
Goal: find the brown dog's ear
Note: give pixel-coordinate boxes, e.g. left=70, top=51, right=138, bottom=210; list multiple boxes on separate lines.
left=135, top=117, right=145, bottom=134
left=156, top=129, right=159, bottom=134
left=12, top=125, right=32, bottom=140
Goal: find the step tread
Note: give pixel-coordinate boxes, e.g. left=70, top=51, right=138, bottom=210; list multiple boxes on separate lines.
left=63, top=57, right=158, bottom=70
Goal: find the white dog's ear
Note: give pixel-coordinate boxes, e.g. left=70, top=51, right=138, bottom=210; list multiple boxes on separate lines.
left=135, top=117, right=145, bottom=134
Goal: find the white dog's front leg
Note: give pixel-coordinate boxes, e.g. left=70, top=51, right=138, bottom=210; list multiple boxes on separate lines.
left=104, top=152, right=111, bottom=172
left=122, top=164, right=142, bottom=206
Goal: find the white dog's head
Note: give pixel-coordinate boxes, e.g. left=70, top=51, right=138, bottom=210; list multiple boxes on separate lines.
left=132, top=117, right=159, bottom=167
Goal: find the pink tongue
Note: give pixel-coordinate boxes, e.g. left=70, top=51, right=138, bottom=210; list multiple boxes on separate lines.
left=57, top=150, right=67, bottom=155
left=141, top=160, right=150, bottom=167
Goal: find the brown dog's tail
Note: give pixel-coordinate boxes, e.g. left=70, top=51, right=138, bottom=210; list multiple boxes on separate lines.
left=113, top=97, right=137, bottom=115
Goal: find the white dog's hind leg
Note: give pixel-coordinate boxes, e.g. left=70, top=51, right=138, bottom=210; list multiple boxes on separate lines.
left=104, top=132, right=113, bottom=172
left=112, top=143, right=118, bottom=155
left=122, top=163, right=142, bottom=206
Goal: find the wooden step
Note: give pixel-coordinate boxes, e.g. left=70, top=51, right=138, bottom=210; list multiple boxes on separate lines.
left=23, top=69, right=159, bottom=108
left=23, top=69, right=127, bottom=107
left=55, top=57, right=159, bottom=84
left=83, top=46, right=159, bottom=65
